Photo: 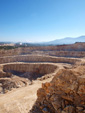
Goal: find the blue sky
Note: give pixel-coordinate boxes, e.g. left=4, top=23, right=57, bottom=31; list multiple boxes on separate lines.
left=0, top=0, right=85, bottom=42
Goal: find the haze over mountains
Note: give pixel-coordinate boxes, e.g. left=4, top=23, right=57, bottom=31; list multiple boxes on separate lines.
left=23, top=36, right=85, bottom=45
left=43, top=36, right=85, bottom=45
left=0, top=36, right=85, bottom=46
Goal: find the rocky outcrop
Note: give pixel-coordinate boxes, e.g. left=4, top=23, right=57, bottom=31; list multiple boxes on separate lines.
left=30, top=66, right=85, bottom=113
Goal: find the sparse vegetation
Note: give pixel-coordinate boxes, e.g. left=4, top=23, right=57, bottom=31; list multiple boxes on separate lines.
left=0, top=46, right=18, bottom=50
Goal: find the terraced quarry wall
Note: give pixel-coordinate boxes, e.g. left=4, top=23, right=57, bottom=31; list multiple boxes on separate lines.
left=3, top=63, right=57, bottom=77
left=0, top=49, right=85, bottom=58
left=47, top=51, right=85, bottom=57
left=0, top=55, right=80, bottom=64
left=0, top=43, right=85, bottom=57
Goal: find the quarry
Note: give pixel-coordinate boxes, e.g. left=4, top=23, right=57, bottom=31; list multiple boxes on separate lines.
left=0, top=43, right=85, bottom=113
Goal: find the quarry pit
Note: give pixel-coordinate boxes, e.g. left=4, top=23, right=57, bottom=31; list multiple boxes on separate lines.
left=0, top=44, right=85, bottom=113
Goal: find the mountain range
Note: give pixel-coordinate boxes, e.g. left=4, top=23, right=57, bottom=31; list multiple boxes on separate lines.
left=43, top=36, right=85, bottom=45
left=0, top=36, right=85, bottom=46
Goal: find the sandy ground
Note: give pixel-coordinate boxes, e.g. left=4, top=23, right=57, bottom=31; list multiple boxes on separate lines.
left=0, top=81, right=41, bottom=113
left=0, top=63, right=73, bottom=113
left=0, top=77, right=55, bottom=113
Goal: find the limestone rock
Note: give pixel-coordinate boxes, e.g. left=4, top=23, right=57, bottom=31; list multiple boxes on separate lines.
left=30, top=66, right=85, bottom=113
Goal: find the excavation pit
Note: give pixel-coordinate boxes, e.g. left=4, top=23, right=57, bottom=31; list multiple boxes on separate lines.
left=3, top=63, right=58, bottom=80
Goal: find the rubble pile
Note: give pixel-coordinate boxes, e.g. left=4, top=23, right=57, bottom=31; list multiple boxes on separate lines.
left=30, top=66, right=85, bottom=113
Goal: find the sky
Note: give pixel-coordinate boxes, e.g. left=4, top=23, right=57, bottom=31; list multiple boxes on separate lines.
left=0, top=0, right=85, bottom=42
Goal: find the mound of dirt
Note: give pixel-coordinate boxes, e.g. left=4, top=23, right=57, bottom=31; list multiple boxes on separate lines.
left=0, top=76, right=29, bottom=94
left=30, top=66, right=85, bottom=113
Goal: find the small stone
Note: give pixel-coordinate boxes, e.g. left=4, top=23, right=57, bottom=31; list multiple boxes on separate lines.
left=61, top=95, right=73, bottom=102
left=62, top=111, right=66, bottom=113
left=76, top=107, right=83, bottom=111
left=62, top=106, right=75, bottom=113
left=77, top=85, right=85, bottom=95
left=42, top=107, right=48, bottom=113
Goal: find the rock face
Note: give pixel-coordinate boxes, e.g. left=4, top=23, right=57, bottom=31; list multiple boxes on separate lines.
left=30, top=66, right=85, bottom=113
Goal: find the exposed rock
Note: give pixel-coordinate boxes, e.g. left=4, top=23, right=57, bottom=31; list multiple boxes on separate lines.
left=62, top=106, right=75, bottom=113
left=30, top=66, right=85, bottom=113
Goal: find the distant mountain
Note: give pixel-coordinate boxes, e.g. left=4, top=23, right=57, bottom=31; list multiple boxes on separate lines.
left=43, top=36, right=85, bottom=45
left=0, top=36, right=85, bottom=46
